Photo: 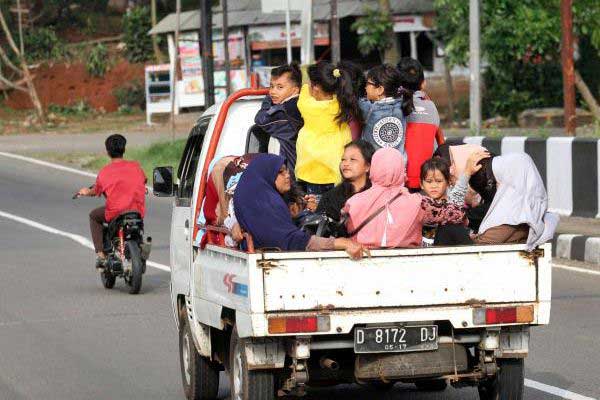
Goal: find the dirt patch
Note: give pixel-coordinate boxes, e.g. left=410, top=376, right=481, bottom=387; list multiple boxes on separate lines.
left=5, top=60, right=144, bottom=112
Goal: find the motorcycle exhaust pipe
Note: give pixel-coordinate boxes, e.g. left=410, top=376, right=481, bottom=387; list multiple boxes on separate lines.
left=320, top=357, right=339, bottom=371
left=140, top=236, right=152, bottom=260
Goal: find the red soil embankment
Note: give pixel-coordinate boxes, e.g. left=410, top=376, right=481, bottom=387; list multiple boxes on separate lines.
left=6, top=60, right=144, bottom=112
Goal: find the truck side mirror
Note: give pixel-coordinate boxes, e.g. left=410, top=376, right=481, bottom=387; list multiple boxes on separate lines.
left=153, top=166, right=175, bottom=197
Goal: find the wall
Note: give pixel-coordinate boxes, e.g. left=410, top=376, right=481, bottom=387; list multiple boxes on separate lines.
left=447, top=136, right=600, bottom=218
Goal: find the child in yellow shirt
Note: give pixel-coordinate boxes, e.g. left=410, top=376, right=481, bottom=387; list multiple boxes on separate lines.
left=295, top=62, right=362, bottom=197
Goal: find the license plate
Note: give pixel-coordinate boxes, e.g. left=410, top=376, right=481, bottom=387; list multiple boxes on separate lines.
left=354, top=325, right=438, bottom=354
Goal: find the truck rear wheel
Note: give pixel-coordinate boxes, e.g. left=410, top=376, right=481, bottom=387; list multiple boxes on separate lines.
left=229, top=326, right=276, bottom=400
left=478, top=358, right=524, bottom=400
left=179, top=314, right=220, bottom=400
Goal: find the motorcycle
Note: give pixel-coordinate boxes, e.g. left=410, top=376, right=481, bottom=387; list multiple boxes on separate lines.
left=73, top=192, right=151, bottom=294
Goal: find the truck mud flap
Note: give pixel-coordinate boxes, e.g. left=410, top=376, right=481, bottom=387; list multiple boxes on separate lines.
left=355, top=344, right=468, bottom=380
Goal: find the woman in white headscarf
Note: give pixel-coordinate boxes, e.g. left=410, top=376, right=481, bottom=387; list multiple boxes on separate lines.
left=435, top=152, right=558, bottom=250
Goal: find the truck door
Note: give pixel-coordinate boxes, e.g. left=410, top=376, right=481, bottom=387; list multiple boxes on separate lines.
left=171, top=118, right=210, bottom=292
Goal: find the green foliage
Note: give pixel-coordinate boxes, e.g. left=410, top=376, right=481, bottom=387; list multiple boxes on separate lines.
left=114, top=81, right=146, bottom=110
left=122, top=6, right=153, bottom=63
left=48, top=100, right=92, bottom=116
left=23, top=27, right=65, bottom=62
left=86, top=44, right=109, bottom=77
left=351, top=7, right=394, bottom=61
left=434, top=0, right=600, bottom=120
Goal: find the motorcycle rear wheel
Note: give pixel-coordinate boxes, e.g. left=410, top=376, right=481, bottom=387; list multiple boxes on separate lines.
left=126, top=241, right=143, bottom=294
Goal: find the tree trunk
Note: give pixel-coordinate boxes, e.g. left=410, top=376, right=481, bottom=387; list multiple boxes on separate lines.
left=575, top=70, right=600, bottom=121
left=0, top=8, right=45, bottom=123
left=378, top=0, right=400, bottom=64
left=150, top=0, right=165, bottom=63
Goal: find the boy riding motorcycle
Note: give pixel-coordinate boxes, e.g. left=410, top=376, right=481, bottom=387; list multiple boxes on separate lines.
left=77, top=134, right=147, bottom=269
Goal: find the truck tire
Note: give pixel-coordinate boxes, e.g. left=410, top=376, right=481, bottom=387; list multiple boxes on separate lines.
left=179, top=314, right=220, bottom=400
left=229, top=326, right=276, bottom=400
left=478, top=358, right=524, bottom=400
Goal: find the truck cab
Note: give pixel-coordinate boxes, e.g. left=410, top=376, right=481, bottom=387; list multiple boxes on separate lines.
left=153, top=89, right=552, bottom=400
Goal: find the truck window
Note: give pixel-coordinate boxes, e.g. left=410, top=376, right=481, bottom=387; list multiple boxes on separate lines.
left=177, top=118, right=210, bottom=204
left=246, top=125, right=269, bottom=154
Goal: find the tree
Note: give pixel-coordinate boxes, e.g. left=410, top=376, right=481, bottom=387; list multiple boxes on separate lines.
left=377, top=0, right=400, bottom=64
left=351, top=7, right=394, bottom=63
left=434, top=0, right=600, bottom=120
left=0, top=7, right=45, bottom=123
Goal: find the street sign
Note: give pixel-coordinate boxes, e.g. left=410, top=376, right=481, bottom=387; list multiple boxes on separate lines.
left=261, top=0, right=303, bottom=13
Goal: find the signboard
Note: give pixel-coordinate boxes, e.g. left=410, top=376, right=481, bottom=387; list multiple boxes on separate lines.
left=248, top=22, right=329, bottom=50
left=261, top=0, right=303, bottom=13
left=178, top=32, right=203, bottom=95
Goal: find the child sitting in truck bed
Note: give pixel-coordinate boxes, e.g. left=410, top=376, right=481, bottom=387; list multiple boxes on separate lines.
left=253, top=63, right=303, bottom=177
left=343, top=148, right=465, bottom=249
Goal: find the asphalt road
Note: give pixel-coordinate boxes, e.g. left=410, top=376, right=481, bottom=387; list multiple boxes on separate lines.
left=0, top=154, right=598, bottom=400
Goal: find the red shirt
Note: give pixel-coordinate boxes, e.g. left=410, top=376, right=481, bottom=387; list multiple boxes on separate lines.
left=95, top=160, right=147, bottom=222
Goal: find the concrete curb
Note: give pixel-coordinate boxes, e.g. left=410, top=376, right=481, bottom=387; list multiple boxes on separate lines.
left=552, top=234, right=600, bottom=264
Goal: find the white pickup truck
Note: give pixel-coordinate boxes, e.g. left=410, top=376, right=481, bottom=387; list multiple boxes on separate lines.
left=153, top=89, right=552, bottom=400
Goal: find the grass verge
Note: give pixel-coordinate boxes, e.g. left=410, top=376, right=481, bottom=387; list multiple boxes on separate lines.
left=29, top=139, right=187, bottom=178
left=84, top=139, right=187, bottom=177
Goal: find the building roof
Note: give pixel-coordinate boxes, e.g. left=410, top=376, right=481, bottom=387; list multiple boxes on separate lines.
left=149, top=0, right=434, bottom=35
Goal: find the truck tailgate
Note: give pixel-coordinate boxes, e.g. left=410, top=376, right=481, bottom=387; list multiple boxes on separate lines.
left=261, top=245, right=538, bottom=312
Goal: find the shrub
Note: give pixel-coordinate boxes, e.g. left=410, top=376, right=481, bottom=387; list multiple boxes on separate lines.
left=114, top=80, right=146, bottom=110
left=122, top=6, right=153, bottom=63
left=48, top=100, right=92, bottom=116
left=86, top=44, right=109, bottom=77
left=23, top=27, right=65, bottom=62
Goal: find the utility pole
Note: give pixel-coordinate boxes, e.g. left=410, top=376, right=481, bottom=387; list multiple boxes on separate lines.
left=170, top=0, right=181, bottom=140
left=330, top=0, right=340, bottom=63
left=468, top=0, right=481, bottom=134
left=200, top=0, right=214, bottom=107
left=285, top=0, right=292, bottom=63
left=151, top=0, right=165, bottom=62
left=300, top=0, right=313, bottom=65
left=222, top=0, right=231, bottom=96
left=561, top=0, right=576, bottom=135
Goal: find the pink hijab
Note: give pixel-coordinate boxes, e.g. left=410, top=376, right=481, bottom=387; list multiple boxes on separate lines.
left=344, top=148, right=423, bottom=248
left=449, top=144, right=486, bottom=179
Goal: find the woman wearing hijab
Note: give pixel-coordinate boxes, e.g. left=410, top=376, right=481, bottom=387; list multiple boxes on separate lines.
left=471, top=153, right=558, bottom=248
left=436, top=153, right=558, bottom=249
left=343, top=147, right=466, bottom=248
left=233, top=153, right=367, bottom=259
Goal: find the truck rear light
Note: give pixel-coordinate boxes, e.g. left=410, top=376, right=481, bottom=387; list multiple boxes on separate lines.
left=268, top=315, right=330, bottom=334
left=473, top=306, right=534, bottom=325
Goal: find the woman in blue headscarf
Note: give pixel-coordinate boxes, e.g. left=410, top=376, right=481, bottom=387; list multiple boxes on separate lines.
left=233, top=154, right=366, bottom=259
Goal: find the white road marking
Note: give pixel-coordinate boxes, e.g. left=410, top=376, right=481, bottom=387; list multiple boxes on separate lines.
left=553, top=262, right=600, bottom=276
left=0, top=151, right=153, bottom=191
left=525, top=379, right=598, bottom=400
left=0, top=151, right=97, bottom=178
left=0, top=210, right=170, bottom=272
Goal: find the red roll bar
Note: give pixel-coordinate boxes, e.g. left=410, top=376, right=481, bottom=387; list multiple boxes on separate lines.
left=193, top=88, right=269, bottom=245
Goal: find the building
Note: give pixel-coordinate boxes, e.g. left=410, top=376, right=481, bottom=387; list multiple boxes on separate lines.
left=147, top=0, right=442, bottom=113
